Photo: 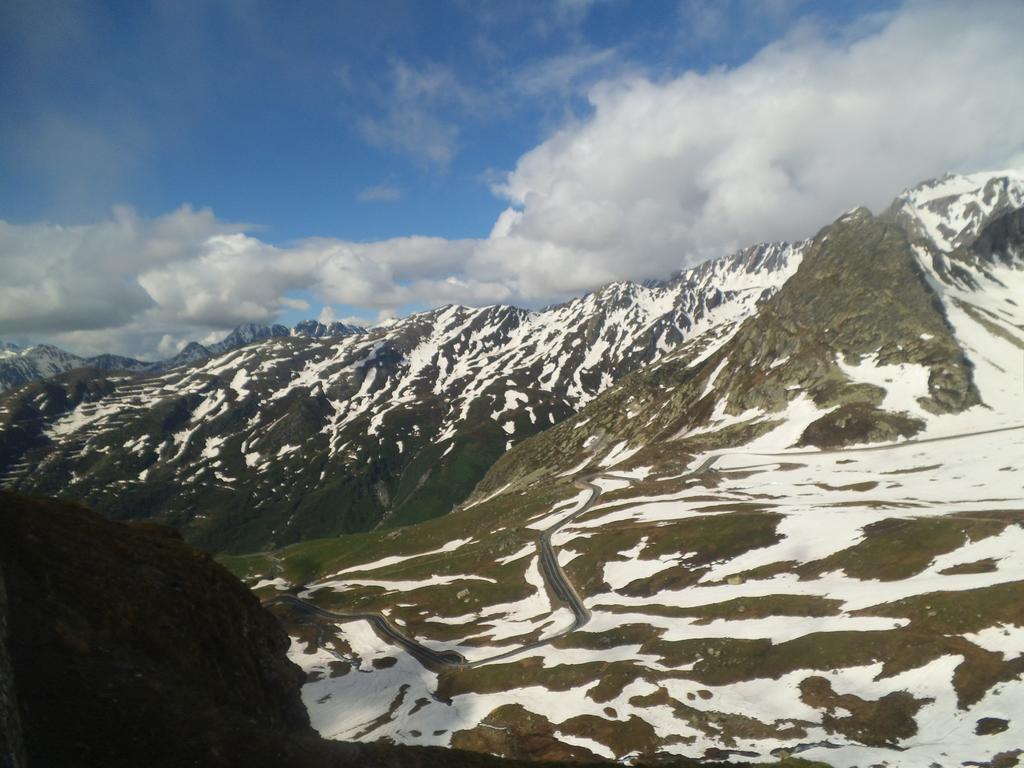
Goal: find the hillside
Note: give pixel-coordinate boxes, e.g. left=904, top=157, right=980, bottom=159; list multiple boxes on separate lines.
left=0, top=243, right=799, bottom=552
left=223, top=170, right=1024, bottom=766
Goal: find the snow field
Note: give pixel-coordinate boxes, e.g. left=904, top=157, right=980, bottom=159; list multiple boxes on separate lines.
left=294, top=426, right=1024, bottom=763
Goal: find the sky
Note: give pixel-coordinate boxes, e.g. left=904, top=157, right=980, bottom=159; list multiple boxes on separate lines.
left=2, top=0, right=1023, bottom=359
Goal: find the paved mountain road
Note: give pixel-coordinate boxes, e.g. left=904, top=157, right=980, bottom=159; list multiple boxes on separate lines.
left=265, top=424, right=1018, bottom=672
left=265, top=455, right=722, bottom=670
left=265, top=594, right=469, bottom=669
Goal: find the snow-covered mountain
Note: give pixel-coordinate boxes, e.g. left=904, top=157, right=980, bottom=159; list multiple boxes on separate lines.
left=889, top=169, right=1024, bottom=251
left=0, top=320, right=366, bottom=394
left=292, top=320, right=367, bottom=339
left=214, top=170, right=1024, bottom=767
left=0, top=240, right=800, bottom=552
left=478, top=170, right=1024, bottom=494
left=0, top=344, right=151, bottom=394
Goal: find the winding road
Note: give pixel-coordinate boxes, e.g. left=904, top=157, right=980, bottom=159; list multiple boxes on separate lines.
left=265, top=426, right=1022, bottom=672
left=265, top=594, right=469, bottom=668
left=265, top=456, right=722, bottom=670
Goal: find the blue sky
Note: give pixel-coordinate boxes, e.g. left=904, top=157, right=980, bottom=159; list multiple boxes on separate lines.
left=2, top=0, right=1023, bottom=357
left=1, top=0, right=894, bottom=241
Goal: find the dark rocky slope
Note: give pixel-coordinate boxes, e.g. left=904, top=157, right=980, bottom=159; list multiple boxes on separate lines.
left=0, top=569, right=26, bottom=768
left=1, top=492, right=328, bottom=767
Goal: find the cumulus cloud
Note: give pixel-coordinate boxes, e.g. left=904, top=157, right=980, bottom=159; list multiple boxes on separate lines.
left=492, top=0, right=1024, bottom=279
left=4, top=0, right=1024, bottom=358
left=357, top=183, right=404, bottom=202
left=0, top=208, right=492, bottom=357
left=352, top=59, right=478, bottom=169
left=0, top=205, right=233, bottom=338
left=317, top=305, right=338, bottom=324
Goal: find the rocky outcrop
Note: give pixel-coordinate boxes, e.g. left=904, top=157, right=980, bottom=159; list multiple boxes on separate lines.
left=0, top=569, right=26, bottom=768
left=1, top=492, right=321, bottom=766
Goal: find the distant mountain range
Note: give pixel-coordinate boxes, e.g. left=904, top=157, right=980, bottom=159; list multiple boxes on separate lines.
left=0, top=238, right=799, bottom=552
left=0, top=170, right=1021, bottom=554
left=0, top=320, right=366, bottom=393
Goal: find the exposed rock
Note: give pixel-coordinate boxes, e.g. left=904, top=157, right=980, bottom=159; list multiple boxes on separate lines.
left=975, top=718, right=1010, bottom=736
left=0, top=568, right=26, bottom=768
left=1, top=492, right=320, bottom=767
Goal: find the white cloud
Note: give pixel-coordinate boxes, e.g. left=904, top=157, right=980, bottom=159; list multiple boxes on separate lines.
left=675, top=0, right=810, bottom=48
left=357, top=183, right=404, bottom=202
left=3, top=1, right=1023, bottom=358
left=358, top=111, right=460, bottom=169
left=0, top=208, right=492, bottom=356
left=317, top=305, right=337, bottom=325
left=508, top=47, right=628, bottom=103
left=0, top=205, right=232, bottom=338
left=353, top=59, right=476, bottom=168
left=492, top=0, right=1024, bottom=280
left=349, top=46, right=624, bottom=168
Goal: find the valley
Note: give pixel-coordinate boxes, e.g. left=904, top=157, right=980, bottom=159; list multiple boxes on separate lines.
left=242, top=424, right=1024, bottom=765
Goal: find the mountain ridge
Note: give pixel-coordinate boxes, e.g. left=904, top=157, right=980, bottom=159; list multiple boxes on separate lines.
left=0, top=169, right=1020, bottom=556
left=0, top=319, right=368, bottom=393
left=0, top=236, right=802, bottom=552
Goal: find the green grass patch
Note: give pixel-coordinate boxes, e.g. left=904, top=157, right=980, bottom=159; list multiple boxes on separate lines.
left=217, top=552, right=274, bottom=580
left=798, top=515, right=1006, bottom=582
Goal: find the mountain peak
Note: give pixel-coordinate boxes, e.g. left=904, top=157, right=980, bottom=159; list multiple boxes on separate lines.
left=206, top=324, right=290, bottom=355
left=889, top=168, right=1024, bottom=251
left=291, top=320, right=366, bottom=339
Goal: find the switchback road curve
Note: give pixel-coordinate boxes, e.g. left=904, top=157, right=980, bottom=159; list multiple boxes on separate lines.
left=264, top=455, right=722, bottom=670
left=264, top=427, right=1021, bottom=671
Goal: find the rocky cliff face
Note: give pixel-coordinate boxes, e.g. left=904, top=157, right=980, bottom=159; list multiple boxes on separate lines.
left=0, top=569, right=26, bottom=768
left=0, top=492, right=319, bottom=767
